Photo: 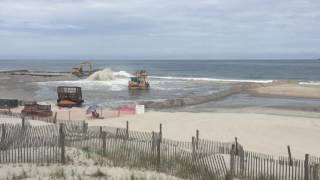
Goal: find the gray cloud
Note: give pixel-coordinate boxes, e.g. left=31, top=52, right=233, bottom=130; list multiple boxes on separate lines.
left=0, top=0, right=319, bottom=59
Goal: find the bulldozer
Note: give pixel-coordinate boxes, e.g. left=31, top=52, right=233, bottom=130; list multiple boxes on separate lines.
left=71, top=61, right=98, bottom=78
left=128, top=70, right=150, bottom=90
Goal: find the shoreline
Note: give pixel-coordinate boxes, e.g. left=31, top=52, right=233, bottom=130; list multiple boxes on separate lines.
left=0, top=69, right=319, bottom=111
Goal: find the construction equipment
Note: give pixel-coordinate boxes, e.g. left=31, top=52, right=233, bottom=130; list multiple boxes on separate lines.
left=71, top=61, right=98, bottom=78
left=57, top=86, right=84, bottom=107
left=21, top=101, right=53, bottom=117
left=128, top=70, right=150, bottom=90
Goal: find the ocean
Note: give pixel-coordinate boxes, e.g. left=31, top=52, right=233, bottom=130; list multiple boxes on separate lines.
left=1, top=59, right=320, bottom=82
left=1, top=59, right=320, bottom=109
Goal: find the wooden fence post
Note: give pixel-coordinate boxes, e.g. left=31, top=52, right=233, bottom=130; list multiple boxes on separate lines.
left=192, top=136, right=196, bottom=161
left=116, top=128, right=119, bottom=137
left=230, top=144, right=235, bottom=179
left=53, top=112, right=57, bottom=124
left=59, top=123, right=65, bottom=164
left=1, top=124, right=5, bottom=144
left=102, top=131, right=106, bottom=156
left=156, top=135, right=161, bottom=172
left=152, top=131, right=155, bottom=150
left=126, top=121, right=129, bottom=139
left=313, top=164, right=320, bottom=180
left=82, top=122, right=88, bottom=134
left=240, top=148, right=245, bottom=176
left=159, top=124, right=162, bottom=143
left=305, top=154, right=309, bottom=180
left=287, top=145, right=293, bottom=166
left=235, top=137, right=238, bottom=155
left=99, top=126, right=103, bottom=138
left=21, top=117, right=25, bottom=129
left=196, top=129, right=199, bottom=149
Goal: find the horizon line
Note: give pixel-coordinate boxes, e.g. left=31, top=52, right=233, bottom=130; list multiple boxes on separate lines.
left=0, top=58, right=319, bottom=61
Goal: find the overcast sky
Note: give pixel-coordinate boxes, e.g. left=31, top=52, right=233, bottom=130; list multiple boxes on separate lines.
left=0, top=0, right=319, bottom=60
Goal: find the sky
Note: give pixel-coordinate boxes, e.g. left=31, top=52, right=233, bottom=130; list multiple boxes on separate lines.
left=0, top=0, right=319, bottom=60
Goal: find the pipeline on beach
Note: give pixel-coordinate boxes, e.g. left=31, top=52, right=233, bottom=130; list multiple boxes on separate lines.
left=138, top=81, right=288, bottom=109
left=139, top=84, right=249, bottom=109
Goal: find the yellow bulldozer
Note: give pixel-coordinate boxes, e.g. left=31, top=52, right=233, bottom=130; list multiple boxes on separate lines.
left=128, top=70, right=150, bottom=90
left=71, top=61, right=98, bottom=78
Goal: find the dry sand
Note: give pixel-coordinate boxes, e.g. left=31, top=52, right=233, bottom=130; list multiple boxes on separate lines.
left=86, top=111, right=320, bottom=159
left=248, top=81, right=320, bottom=99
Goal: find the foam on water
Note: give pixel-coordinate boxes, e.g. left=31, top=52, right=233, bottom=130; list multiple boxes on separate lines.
left=299, top=81, right=320, bottom=86
left=38, top=68, right=274, bottom=94
left=150, top=75, right=274, bottom=83
left=86, top=68, right=114, bottom=81
left=113, top=71, right=133, bottom=78
left=37, top=69, right=132, bottom=91
left=85, top=68, right=274, bottom=84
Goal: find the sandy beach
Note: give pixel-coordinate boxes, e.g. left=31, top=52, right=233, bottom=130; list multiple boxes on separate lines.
left=84, top=110, right=320, bottom=159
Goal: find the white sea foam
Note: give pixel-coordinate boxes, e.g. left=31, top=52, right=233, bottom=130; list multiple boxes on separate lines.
left=86, top=68, right=114, bottom=81
left=37, top=68, right=274, bottom=94
left=150, top=76, right=274, bottom=83
left=299, top=81, right=320, bottom=86
left=113, top=70, right=133, bottom=78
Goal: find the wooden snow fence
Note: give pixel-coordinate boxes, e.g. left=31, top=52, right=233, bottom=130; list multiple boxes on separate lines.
left=0, top=123, right=61, bottom=164
left=1, top=113, right=320, bottom=180
left=229, top=148, right=320, bottom=180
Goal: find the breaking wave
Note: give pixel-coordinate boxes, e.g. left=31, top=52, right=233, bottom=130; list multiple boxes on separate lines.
left=86, top=68, right=114, bottom=81
left=86, top=69, right=132, bottom=81
left=150, top=75, right=273, bottom=83
left=299, top=81, right=320, bottom=86
left=38, top=68, right=275, bottom=94
left=84, top=68, right=273, bottom=84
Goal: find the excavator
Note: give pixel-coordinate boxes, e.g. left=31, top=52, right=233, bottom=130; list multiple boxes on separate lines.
left=71, top=61, right=99, bottom=78
left=128, top=70, right=150, bottom=90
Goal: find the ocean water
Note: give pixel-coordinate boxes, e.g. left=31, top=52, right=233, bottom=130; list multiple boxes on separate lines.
left=1, top=59, right=320, bottom=82
left=1, top=59, right=320, bottom=109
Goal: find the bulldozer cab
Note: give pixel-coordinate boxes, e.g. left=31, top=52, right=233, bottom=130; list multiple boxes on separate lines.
left=128, top=70, right=150, bottom=90
left=72, top=61, right=94, bottom=78
left=130, top=77, right=139, bottom=82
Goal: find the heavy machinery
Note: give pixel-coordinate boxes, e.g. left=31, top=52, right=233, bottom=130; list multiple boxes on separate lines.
left=71, top=61, right=98, bottom=78
left=57, top=86, right=84, bottom=107
left=128, top=70, right=150, bottom=90
left=21, top=101, right=53, bottom=117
